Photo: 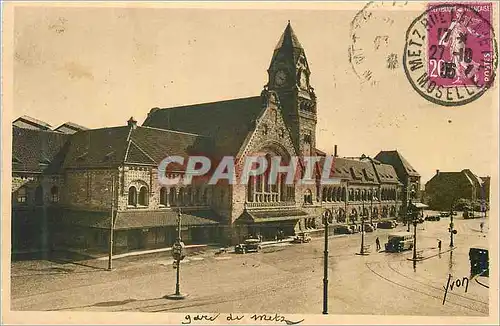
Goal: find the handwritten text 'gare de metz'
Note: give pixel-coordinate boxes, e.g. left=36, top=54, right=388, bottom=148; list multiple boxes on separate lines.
left=181, top=313, right=304, bottom=325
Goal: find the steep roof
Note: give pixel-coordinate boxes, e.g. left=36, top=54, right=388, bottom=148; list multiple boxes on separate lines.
left=54, top=122, right=89, bottom=134
left=270, top=22, right=307, bottom=69
left=142, top=96, right=264, bottom=157
left=371, top=161, right=402, bottom=185
left=13, top=115, right=52, bottom=131
left=12, top=126, right=71, bottom=174
left=321, top=157, right=379, bottom=184
left=374, top=150, right=420, bottom=177
left=62, top=125, right=212, bottom=169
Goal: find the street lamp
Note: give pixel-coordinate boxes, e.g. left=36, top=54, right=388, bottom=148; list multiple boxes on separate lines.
left=357, top=196, right=369, bottom=256
left=449, top=201, right=457, bottom=247
left=322, top=209, right=332, bottom=315
left=164, top=208, right=187, bottom=300
left=107, top=175, right=116, bottom=271
left=407, top=188, right=415, bottom=232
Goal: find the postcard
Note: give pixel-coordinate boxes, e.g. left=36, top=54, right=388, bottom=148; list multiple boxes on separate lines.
left=2, top=1, right=498, bottom=325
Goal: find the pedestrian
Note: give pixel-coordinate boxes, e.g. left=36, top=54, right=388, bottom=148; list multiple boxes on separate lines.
left=438, top=239, right=442, bottom=251
left=480, top=222, right=484, bottom=233
left=375, top=237, right=381, bottom=251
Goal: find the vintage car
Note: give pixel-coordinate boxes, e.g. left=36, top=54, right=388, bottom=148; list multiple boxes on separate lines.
left=333, top=225, right=354, bottom=234
left=363, top=224, right=374, bottom=232
left=385, top=232, right=414, bottom=252
left=425, top=215, right=441, bottom=221
left=235, top=239, right=262, bottom=254
left=291, top=232, right=312, bottom=244
left=348, top=225, right=360, bottom=233
left=440, top=211, right=451, bottom=217
left=469, top=247, right=489, bottom=277
left=377, top=221, right=397, bottom=229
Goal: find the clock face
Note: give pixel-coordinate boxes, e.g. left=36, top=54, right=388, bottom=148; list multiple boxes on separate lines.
left=274, top=70, right=287, bottom=86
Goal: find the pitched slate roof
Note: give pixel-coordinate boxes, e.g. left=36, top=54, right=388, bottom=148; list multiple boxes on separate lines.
left=12, top=126, right=71, bottom=174
left=13, top=115, right=52, bottom=131
left=142, top=96, right=264, bottom=157
left=374, top=150, right=420, bottom=177
left=321, top=157, right=378, bottom=184
left=371, top=161, right=402, bottom=185
left=62, top=125, right=212, bottom=169
left=54, top=122, right=89, bottom=134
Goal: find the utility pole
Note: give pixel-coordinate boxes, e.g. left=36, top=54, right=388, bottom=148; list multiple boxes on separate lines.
left=108, top=175, right=115, bottom=271
left=449, top=202, right=455, bottom=248
left=412, top=212, right=417, bottom=270
left=165, top=208, right=186, bottom=300
left=323, top=210, right=330, bottom=315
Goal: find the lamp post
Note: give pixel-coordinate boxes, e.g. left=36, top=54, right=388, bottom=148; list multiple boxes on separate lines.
left=449, top=201, right=455, bottom=248
left=108, top=175, right=115, bottom=271
left=357, top=197, right=369, bottom=256
left=322, top=210, right=331, bottom=315
left=407, top=188, right=414, bottom=233
left=165, top=208, right=186, bottom=300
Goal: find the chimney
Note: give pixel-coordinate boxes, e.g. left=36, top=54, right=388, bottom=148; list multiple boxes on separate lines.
left=334, top=145, right=338, bottom=157
left=436, top=169, right=440, bottom=175
left=128, top=116, right=137, bottom=129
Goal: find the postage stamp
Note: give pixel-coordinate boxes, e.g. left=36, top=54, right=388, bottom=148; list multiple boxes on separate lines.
left=403, top=2, right=498, bottom=106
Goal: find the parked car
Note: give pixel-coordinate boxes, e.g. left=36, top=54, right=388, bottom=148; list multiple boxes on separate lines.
left=333, top=225, right=354, bottom=234
left=463, top=211, right=479, bottom=219
left=425, top=215, right=441, bottom=221
left=377, top=221, right=397, bottom=229
left=440, top=212, right=450, bottom=217
left=349, top=225, right=360, bottom=233
left=235, top=239, right=262, bottom=254
left=469, top=247, right=489, bottom=277
left=416, top=217, right=425, bottom=224
left=291, top=232, right=312, bottom=244
left=364, top=224, right=374, bottom=232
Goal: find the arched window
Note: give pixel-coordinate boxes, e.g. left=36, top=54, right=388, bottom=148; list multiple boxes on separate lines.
left=50, top=186, right=59, bottom=203
left=187, top=187, right=193, bottom=205
left=35, top=185, right=43, bottom=205
left=203, top=188, right=209, bottom=205
left=342, top=188, right=346, bottom=201
left=128, top=186, right=137, bottom=206
left=178, top=188, right=185, bottom=206
left=160, top=187, right=167, bottom=206
left=322, top=188, right=327, bottom=202
left=247, top=176, right=255, bottom=202
left=17, top=186, right=27, bottom=203
left=138, top=186, right=148, bottom=206
left=169, top=188, right=177, bottom=206
left=304, top=189, right=313, bottom=205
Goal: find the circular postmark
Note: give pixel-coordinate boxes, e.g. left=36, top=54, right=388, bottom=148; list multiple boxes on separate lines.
left=403, top=3, right=498, bottom=106
left=349, top=1, right=410, bottom=87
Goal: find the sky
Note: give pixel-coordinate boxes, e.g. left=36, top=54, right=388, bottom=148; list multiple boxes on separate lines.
left=10, top=2, right=498, bottom=185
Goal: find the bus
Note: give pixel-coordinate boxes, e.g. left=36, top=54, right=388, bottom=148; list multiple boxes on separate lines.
left=385, top=232, right=414, bottom=252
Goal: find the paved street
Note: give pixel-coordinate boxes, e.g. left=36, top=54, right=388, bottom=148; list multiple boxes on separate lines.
left=11, top=213, right=489, bottom=316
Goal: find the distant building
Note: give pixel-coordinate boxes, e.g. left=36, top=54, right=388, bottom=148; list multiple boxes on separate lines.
left=424, top=169, right=490, bottom=210
left=374, top=150, right=422, bottom=220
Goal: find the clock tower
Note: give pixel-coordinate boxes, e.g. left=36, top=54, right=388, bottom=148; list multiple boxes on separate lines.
left=267, top=22, right=317, bottom=158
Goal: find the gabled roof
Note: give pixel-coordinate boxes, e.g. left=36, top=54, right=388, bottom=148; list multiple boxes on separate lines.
left=12, top=126, right=71, bottom=173
left=62, top=125, right=212, bottom=169
left=54, top=122, right=89, bottom=134
left=13, top=115, right=52, bottom=131
left=321, top=157, right=379, bottom=184
left=371, top=161, right=402, bottom=185
left=374, top=150, right=420, bottom=177
left=143, top=96, right=264, bottom=157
